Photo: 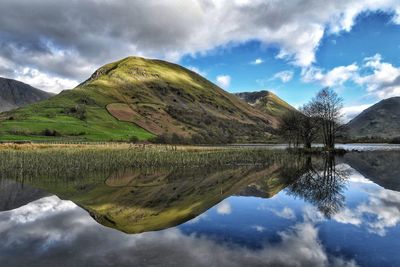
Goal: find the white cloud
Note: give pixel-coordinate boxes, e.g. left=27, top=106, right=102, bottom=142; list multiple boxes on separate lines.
left=216, top=75, right=231, bottom=89
left=302, top=64, right=359, bottom=87
left=272, top=70, right=294, bottom=83
left=251, top=58, right=264, bottom=65
left=1, top=0, right=400, bottom=91
left=16, top=68, right=78, bottom=93
left=0, top=55, right=79, bottom=92
left=355, top=54, right=400, bottom=99
left=216, top=200, right=232, bottom=215
left=302, top=54, right=400, bottom=99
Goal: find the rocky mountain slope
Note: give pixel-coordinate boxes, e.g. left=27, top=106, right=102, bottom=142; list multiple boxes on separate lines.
left=346, top=97, right=400, bottom=139
left=0, top=77, right=52, bottom=112
left=235, top=90, right=296, bottom=119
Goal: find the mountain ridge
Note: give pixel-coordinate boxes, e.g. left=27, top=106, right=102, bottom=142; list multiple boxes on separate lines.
left=235, top=90, right=296, bottom=119
left=346, top=97, right=400, bottom=140
left=0, top=56, right=280, bottom=143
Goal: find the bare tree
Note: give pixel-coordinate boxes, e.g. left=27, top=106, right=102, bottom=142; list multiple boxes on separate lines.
left=279, top=110, right=302, bottom=148
left=279, top=107, right=319, bottom=149
left=298, top=103, right=320, bottom=149
left=310, top=88, right=343, bottom=150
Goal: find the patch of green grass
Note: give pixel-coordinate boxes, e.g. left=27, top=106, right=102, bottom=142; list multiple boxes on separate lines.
left=261, top=92, right=297, bottom=118
left=0, top=87, right=154, bottom=141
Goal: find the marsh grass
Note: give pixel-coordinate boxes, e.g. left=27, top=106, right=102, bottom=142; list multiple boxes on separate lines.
left=0, top=144, right=289, bottom=181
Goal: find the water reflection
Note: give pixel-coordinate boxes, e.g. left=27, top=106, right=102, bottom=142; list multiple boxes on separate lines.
left=2, top=163, right=291, bottom=233
left=287, top=155, right=349, bottom=218
left=343, top=151, right=400, bottom=191
left=0, top=152, right=400, bottom=266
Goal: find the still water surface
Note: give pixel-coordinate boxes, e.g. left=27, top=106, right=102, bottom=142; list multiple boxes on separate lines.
left=0, top=151, right=399, bottom=266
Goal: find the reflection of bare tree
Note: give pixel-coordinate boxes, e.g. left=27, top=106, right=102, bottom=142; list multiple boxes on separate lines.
left=286, top=155, right=350, bottom=218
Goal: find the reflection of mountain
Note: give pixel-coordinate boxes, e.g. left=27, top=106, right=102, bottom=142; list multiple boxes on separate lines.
left=236, top=156, right=305, bottom=198
left=343, top=151, right=400, bottom=191
left=0, top=153, right=362, bottom=234
left=18, top=164, right=297, bottom=234
left=0, top=179, right=49, bottom=211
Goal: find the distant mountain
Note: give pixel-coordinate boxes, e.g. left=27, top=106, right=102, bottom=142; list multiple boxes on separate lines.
left=0, top=77, right=53, bottom=112
left=346, top=97, right=400, bottom=139
left=0, top=57, right=279, bottom=143
left=235, top=90, right=296, bottom=118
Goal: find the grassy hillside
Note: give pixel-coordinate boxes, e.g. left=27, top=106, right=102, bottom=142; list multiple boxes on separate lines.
left=0, top=77, right=53, bottom=112
left=345, top=97, right=400, bottom=140
left=236, top=90, right=296, bottom=118
left=0, top=57, right=276, bottom=143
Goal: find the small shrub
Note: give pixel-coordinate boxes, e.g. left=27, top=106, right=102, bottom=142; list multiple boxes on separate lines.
left=42, top=129, right=60, bottom=137
left=129, top=136, right=139, bottom=143
left=75, top=104, right=86, bottom=120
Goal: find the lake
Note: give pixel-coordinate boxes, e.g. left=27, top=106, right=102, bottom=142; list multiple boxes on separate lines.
left=0, top=149, right=399, bottom=266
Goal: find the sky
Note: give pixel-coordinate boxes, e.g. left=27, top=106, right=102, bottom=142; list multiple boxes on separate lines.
left=0, top=0, right=400, bottom=121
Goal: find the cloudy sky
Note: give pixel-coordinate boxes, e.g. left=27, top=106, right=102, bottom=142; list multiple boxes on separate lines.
left=0, top=0, right=400, bottom=120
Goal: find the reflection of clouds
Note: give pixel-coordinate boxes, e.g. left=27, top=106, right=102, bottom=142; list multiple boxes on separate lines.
left=186, top=213, right=208, bottom=224
left=216, top=200, right=231, bottom=215
left=332, top=186, right=400, bottom=236
left=0, top=195, right=358, bottom=267
left=257, top=204, right=296, bottom=220
left=273, top=207, right=296, bottom=220
left=303, top=205, right=326, bottom=223
left=251, top=225, right=266, bottom=232
left=0, top=196, right=77, bottom=234
left=346, top=172, right=373, bottom=185
left=3, top=196, right=75, bottom=224
left=333, top=208, right=362, bottom=226
left=358, top=188, right=400, bottom=236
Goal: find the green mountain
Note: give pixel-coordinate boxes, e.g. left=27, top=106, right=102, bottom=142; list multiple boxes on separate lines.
left=0, top=77, right=52, bottom=112
left=345, top=97, right=400, bottom=140
left=0, top=57, right=277, bottom=142
left=235, top=90, right=296, bottom=118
